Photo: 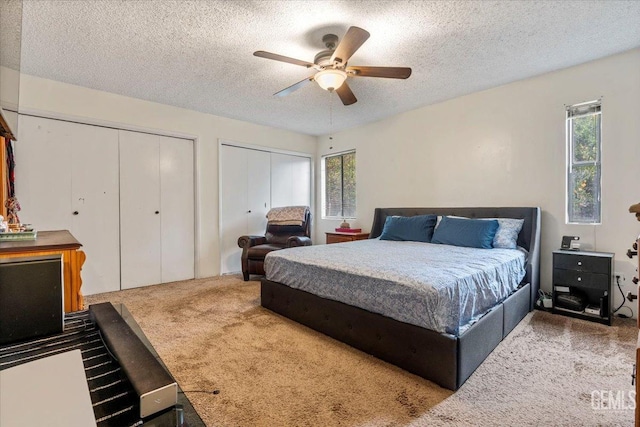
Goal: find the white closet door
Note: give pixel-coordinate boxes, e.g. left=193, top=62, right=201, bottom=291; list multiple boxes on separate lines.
left=119, top=131, right=161, bottom=289
left=15, top=116, right=72, bottom=231
left=15, top=116, right=120, bottom=295
left=219, top=145, right=248, bottom=274
left=247, top=149, right=271, bottom=235
left=270, top=153, right=311, bottom=208
left=159, top=135, right=195, bottom=283
left=290, top=155, right=311, bottom=206
left=269, top=153, right=292, bottom=209
left=69, top=124, right=120, bottom=295
left=219, top=145, right=270, bottom=274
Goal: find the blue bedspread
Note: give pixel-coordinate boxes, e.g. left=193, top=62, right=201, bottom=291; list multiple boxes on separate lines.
left=264, top=239, right=526, bottom=335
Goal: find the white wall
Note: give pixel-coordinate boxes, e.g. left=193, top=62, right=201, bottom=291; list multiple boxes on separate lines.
left=0, top=66, right=20, bottom=110
left=13, top=48, right=640, bottom=314
left=17, top=73, right=317, bottom=278
left=316, top=48, right=640, bottom=315
left=0, top=66, right=20, bottom=133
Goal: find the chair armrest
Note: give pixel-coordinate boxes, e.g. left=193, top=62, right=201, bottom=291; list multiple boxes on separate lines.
left=286, top=236, right=312, bottom=248
left=238, top=235, right=267, bottom=249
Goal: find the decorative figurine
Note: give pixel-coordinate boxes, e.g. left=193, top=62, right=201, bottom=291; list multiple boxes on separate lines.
left=5, top=196, right=21, bottom=225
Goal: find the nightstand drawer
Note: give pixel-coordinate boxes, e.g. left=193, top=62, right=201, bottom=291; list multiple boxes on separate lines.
left=325, top=232, right=369, bottom=244
left=553, top=253, right=610, bottom=274
left=553, top=269, right=609, bottom=290
left=327, top=234, right=356, bottom=244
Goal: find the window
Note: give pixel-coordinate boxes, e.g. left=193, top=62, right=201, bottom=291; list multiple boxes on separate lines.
left=566, top=100, right=601, bottom=224
left=322, top=151, right=356, bottom=218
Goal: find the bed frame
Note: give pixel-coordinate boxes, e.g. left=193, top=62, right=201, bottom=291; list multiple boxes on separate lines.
left=261, top=207, right=541, bottom=390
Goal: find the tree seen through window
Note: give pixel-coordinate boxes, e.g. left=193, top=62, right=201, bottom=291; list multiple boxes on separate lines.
left=567, top=103, right=601, bottom=224
left=324, top=151, right=356, bottom=218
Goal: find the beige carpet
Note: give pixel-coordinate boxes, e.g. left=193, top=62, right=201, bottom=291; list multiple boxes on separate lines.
left=85, top=276, right=636, bottom=426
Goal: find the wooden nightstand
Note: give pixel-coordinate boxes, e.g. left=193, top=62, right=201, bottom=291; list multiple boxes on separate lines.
left=325, top=231, right=370, bottom=244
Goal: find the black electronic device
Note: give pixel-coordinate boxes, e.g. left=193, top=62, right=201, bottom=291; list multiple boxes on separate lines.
left=0, top=255, right=63, bottom=345
left=90, top=302, right=178, bottom=418
left=556, top=290, right=587, bottom=312
left=561, top=235, right=580, bottom=250
left=599, top=291, right=609, bottom=318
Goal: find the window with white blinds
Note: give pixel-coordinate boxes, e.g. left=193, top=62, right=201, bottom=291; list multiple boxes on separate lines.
left=322, top=150, right=356, bottom=218
left=566, top=100, right=602, bottom=224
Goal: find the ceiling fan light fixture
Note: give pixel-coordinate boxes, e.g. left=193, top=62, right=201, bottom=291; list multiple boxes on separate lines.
left=255, top=26, right=409, bottom=106
left=315, top=69, right=347, bottom=91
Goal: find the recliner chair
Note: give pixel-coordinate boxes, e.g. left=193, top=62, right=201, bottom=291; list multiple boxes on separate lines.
left=237, top=208, right=312, bottom=281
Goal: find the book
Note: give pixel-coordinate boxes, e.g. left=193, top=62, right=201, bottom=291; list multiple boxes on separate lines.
left=335, top=228, right=362, bottom=233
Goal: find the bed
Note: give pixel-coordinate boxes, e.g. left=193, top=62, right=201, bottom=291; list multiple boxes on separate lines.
left=261, top=207, right=541, bottom=390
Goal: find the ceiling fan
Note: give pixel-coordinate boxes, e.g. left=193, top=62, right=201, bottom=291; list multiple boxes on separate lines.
left=254, top=26, right=412, bottom=106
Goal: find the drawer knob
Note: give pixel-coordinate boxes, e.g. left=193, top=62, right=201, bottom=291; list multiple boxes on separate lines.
left=577, top=277, right=582, bottom=282
left=577, top=261, right=582, bottom=266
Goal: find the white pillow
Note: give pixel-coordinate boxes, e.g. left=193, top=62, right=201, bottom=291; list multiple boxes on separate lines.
left=490, top=218, right=525, bottom=249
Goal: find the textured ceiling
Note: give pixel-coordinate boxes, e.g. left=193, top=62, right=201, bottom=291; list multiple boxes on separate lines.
left=0, top=0, right=22, bottom=70
left=16, top=0, right=640, bottom=136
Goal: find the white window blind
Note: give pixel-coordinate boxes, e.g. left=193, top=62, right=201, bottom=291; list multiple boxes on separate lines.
left=322, top=150, right=356, bottom=218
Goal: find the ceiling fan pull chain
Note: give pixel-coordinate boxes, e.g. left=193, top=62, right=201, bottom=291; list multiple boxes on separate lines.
left=329, top=91, right=334, bottom=140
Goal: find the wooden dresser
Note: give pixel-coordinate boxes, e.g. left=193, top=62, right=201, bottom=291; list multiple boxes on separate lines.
left=325, top=231, right=370, bottom=244
left=0, top=230, right=86, bottom=312
left=629, top=203, right=640, bottom=426
left=1, top=136, right=8, bottom=218
left=634, top=233, right=640, bottom=427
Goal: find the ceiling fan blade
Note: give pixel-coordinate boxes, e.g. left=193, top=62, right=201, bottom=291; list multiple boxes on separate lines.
left=274, top=76, right=314, bottom=97
left=346, top=66, right=412, bottom=79
left=254, top=51, right=314, bottom=68
left=335, top=81, right=357, bottom=106
left=330, top=26, right=370, bottom=65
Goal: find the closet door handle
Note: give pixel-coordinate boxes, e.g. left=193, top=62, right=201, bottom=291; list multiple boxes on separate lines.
left=155, top=211, right=160, bottom=215
left=247, top=210, right=252, bottom=213
left=73, top=211, right=79, bottom=215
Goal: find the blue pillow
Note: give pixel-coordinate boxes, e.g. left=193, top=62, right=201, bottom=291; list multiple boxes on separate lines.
left=443, top=216, right=525, bottom=249
left=379, top=215, right=437, bottom=243
left=431, top=216, right=499, bottom=249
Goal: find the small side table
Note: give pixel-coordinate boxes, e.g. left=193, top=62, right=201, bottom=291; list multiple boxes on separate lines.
left=325, top=231, right=370, bottom=244
left=551, top=249, right=614, bottom=325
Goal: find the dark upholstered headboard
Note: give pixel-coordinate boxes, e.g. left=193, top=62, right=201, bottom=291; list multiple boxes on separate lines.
left=369, top=207, right=541, bottom=310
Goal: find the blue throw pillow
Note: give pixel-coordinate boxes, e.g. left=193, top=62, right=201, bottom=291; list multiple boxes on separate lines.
left=431, top=216, right=499, bottom=249
left=443, top=216, right=525, bottom=249
left=379, top=215, right=437, bottom=243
